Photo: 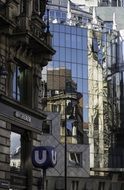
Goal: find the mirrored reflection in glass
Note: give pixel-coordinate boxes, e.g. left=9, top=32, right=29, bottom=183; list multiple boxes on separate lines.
left=77, top=36, right=82, bottom=49
left=83, top=79, right=88, bottom=93
left=72, top=35, right=76, bottom=48
left=60, top=33, right=65, bottom=47
left=60, top=25, right=65, bottom=32
left=83, top=93, right=89, bottom=109
left=72, top=64, right=77, bottom=78
left=53, top=46, right=59, bottom=60
left=83, top=50, right=88, bottom=65
left=53, top=32, right=59, bottom=46
left=83, top=108, right=88, bottom=122
left=10, top=132, right=21, bottom=169
left=77, top=50, right=83, bottom=63
left=60, top=47, right=66, bottom=61
left=71, top=26, right=76, bottom=34
left=66, top=25, right=71, bottom=33
left=66, top=48, right=71, bottom=62
left=83, top=65, right=88, bottom=79
left=60, top=61, right=66, bottom=68
left=77, top=78, right=83, bottom=92
left=72, top=49, right=77, bottom=63
left=66, top=62, right=71, bottom=70
left=54, top=24, right=59, bottom=32
left=66, top=34, right=71, bottom=48
left=77, top=64, right=83, bottom=78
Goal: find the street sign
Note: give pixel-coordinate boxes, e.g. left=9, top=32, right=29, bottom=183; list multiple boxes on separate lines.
left=32, top=146, right=57, bottom=169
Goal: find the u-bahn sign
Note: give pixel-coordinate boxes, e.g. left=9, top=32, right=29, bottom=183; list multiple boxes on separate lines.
left=32, top=146, right=57, bottom=169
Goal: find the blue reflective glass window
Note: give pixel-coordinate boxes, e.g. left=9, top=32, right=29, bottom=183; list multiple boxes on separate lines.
left=50, top=10, right=54, bottom=17
left=83, top=51, right=88, bottom=65
left=72, top=35, right=76, bottom=48
left=77, top=64, right=83, bottom=78
left=72, top=64, right=77, bottom=78
left=83, top=79, right=88, bottom=93
left=60, top=61, right=65, bottom=67
left=83, top=65, right=88, bottom=79
left=56, top=11, right=60, bottom=18
left=83, top=36, right=88, bottom=51
left=53, top=46, right=59, bottom=60
left=60, top=33, right=65, bottom=47
left=77, top=50, right=83, bottom=64
left=66, top=48, right=71, bottom=62
left=61, top=12, right=66, bottom=19
left=82, top=28, right=87, bottom=37
left=53, top=32, right=59, bottom=46
left=50, top=24, right=53, bottom=31
left=54, top=24, right=59, bottom=32
left=83, top=93, right=89, bottom=109
left=60, top=47, right=66, bottom=61
left=72, top=49, right=76, bottom=63
left=66, top=34, right=71, bottom=48
left=77, top=78, right=83, bottom=92
left=66, top=25, right=71, bottom=33
left=66, top=62, right=71, bottom=70
left=60, top=25, right=65, bottom=32
left=83, top=108, right=88, bottom=122
left=71, top=26, right=76, bottom=34
left=47, top=61, right=54, bottom=69
left=77, top=36, right=82, bottom=49
left=77, top=27, right=82, bottom=36
left=53, top=61, right=60, bottom=68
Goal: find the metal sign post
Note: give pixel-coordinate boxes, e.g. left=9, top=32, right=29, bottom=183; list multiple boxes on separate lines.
left=42, top=169, right=46, bottom=190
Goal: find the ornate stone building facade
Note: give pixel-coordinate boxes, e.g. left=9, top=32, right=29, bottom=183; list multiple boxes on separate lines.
left=0, top=0, right=55, bottom=189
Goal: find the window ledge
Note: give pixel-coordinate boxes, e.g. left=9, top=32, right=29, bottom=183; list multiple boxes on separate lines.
left=0, top=94, right=46, bottom=120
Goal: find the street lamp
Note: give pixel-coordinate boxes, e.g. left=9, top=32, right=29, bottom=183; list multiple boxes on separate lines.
left=64, top=93, right=67, bottom=190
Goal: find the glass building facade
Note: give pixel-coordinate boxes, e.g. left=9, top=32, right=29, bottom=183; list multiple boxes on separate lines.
left=42, top=23, right=89, bottom=144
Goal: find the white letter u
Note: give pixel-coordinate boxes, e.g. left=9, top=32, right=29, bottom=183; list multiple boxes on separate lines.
left=35, top=150, right=47, bottom=165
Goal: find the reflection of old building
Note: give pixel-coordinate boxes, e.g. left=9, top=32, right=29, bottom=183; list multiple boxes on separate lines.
left=0, top=0, right=54, bottom=189
left=41, top=1, right=124, bottom=189
left=41, top=2, right=92, bottom=188
left=88, top=28, right=106, bottom=174
left=47, top=68, right=84, bottom=144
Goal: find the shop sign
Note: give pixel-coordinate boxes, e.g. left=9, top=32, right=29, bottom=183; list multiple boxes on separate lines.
left=32, top=146, right=57, bottom=169
left=14, top=111, right=31, bottom=123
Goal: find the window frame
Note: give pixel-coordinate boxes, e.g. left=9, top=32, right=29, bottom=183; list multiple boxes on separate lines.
left=68, top=152, right=82, bottom=167
left=42, top=120, right=52, bottom=134
left=10, top=125, right=32, bottom=174
left=12, top=62, right=31, bottom=105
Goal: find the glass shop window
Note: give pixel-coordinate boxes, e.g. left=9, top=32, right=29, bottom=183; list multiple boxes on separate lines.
left=10, top=132, right=21, bottom=170
left=69, top=152, right=82, bottom=167
left=12, top=64, right=28, bottom=103
left=10, top=128, right=31, bottom=172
